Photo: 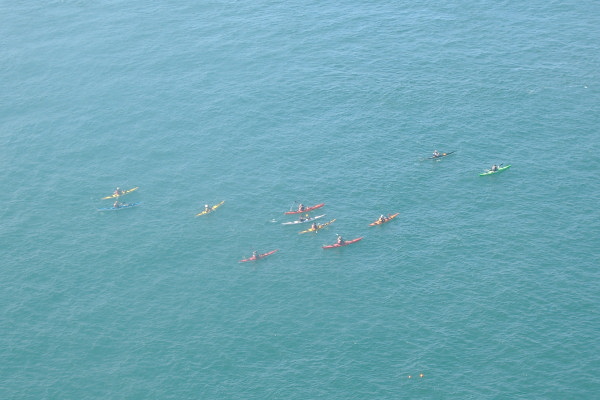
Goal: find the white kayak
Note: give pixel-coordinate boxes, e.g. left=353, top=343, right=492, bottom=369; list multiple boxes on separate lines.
left=281, top=214, right=326, bottom=225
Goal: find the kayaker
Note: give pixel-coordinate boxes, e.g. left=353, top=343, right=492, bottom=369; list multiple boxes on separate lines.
left=432, top=150, right=440, bottom=158
left=252, top=251, right=258, bottom=260
left=311, top=222, right=318, bottom=231
left=491, top=164, right=499, bottom=172
left=113, top=187, right=122, bottom=196
left=298, top=203, right=305, bottom=212
left=113, top=201, right=121, bottom=208
left=336, top=235, right=344, bottom=245
left=378, top=215, right=386, bottom=223
left=204, top=204, right=211, bottom=213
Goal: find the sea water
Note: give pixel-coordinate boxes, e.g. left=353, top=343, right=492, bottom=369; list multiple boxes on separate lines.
left=1, top=1, right=599, bottom=398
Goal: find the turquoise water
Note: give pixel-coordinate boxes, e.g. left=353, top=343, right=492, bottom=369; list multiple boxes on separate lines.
left=1, top=1, right=599, bottom=398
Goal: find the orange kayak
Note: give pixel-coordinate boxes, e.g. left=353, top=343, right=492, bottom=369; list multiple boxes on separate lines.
left=369, top=213, right=399, bottom=226
left=239, top=249, right=278, bottom=262
left=322, top=237, right=362, bottom=249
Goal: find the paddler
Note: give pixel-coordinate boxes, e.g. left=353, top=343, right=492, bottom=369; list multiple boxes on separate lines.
left=378, top=215, right=386, bottom=223
left=297, top=203, right=305, bottom=212
left=113, top=187, right=122, bottom=196
left=336, top=235, right=344, bottom=245
left=310, top=222, right=318, bottom=231
left=204, top=204, right=211, bottom=213
left=432, top=150, right=440, bottom=158
left=252, top=251, right=258, bottom=260
left=113, top=201, right=121, bottom=208
left=491, top=164, right=499, bottom=172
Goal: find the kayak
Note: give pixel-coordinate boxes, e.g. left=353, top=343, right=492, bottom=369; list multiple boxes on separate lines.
left=284, top=203, right=325, bottom=215
left=428, top=151, right=455, bottom=159
left=480, top=165, right=511, bottom=176
left=101, top=187, right=138, bottom=200
left=98, top=202, right=141, bottom=211
left=298, top=219, right=336, bottom=234
left=196, top=200, right=225, bottom=216
left=239, top=249, right=278, bottom=262
left=322, top=237, right=363, bottom=249
left=281, top=214, right=326, bottom=225
left=369, top=213, right=399, bottom=226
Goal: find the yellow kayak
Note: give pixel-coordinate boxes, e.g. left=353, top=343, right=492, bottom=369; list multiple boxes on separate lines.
left=196, top=200, right=225, bottom=216
left=101, top=187, right=138, bottom=200
left=298, top=219, right=336, bottom=234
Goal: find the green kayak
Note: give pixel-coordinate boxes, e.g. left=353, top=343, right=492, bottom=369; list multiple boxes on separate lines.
left=480, top=165, right=511, bottom=176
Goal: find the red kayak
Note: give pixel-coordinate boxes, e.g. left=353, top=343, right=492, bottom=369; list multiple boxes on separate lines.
left=239, top=249, right=278, bottom=262
left=322, top=237, right=363, bottom=249
left=285, top=203, right=325, bottom=215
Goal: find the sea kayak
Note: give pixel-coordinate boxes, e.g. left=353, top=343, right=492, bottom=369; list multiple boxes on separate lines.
left=281, top=214, right=326, bottom=225
left=101, top=187, right=139, bottom=200
left=480, top=165, right=511, bottom=176
left=239, top=249, right=278, bottom=262
left=196, top=200, right=225, bottom=216
left=98, top=202, right=141, bottom=211
left=369, top=213, right=399, bottom=226
left=284, top=203, right=325, bottom=215
left=428, top=151, right=455, bottom=159
left=298, top=219, right=336, bottom=234
left=322, top=237, right=363, bottom=249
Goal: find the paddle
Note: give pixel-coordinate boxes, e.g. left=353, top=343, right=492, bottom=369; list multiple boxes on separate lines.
left=289, top=200, right=300, bottom=212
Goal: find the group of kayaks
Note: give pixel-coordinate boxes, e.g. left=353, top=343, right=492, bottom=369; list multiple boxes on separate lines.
left=98, top=187, right=141, bottom=211
left=99, top=151, right=508, bottom=261
left=231, top=201, right=377, bottom=261
left=97, top=188, right=227, bottom=214
left=429, top=150, right=511, bottom=176
left=240, top=203, right=401, bottom=262
left=245, top=151, right=511, bottom=261
left=95, top=189, right=380, bottom=261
